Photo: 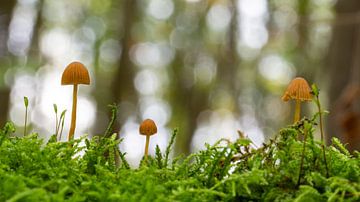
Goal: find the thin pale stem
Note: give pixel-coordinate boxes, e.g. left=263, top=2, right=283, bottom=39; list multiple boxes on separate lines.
left=59, top=117, right=65, bottom=141
left=294, top=100, right=301, bottom=123
left=318, top=103, right=325, bottom=142
left=24, top=106, right=28, bottom=136
left=145, top=135, right=150, bottom=162
left=68, top=84, right=78, bottom=141
left=317, top=96, right=329, bottom=177
left=297, top=127, right=308, bottom=186
left=55, top=112, right=59, bottom=139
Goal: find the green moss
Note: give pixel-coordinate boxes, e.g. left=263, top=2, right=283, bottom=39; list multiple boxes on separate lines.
left=0, top=118, right=359, bottom=201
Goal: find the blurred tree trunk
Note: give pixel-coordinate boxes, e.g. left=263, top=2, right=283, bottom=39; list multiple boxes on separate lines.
left=170, top=53, right=210, bottom=155
left=295, top=0, right=316, bottom=80
left=327, top=0, right=360, bottom=151
left=110, top=0, right=138, bottom=133
left=0, top=0, right=16, bottom=57
left=295, top=0, right=309, bottom=75
left=216, top=0, right=240, bottom=113
left=296, top=0, right=309, bottom=50
left=91, top=36, right=108, bottom=136
left=27, top=0, right=43, bottom=63
left=172, top=1, right=239, bottom=154
left=170, top=2, right=211, bottom=155
left=0, top=0, right=16, bottom=127
left=0, top=89, right=10, bottom=127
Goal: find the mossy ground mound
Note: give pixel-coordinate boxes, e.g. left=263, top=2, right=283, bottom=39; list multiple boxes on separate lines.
left=0, top=118, right=359, bottom=201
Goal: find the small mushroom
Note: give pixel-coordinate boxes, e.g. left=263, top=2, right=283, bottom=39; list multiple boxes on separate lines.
left=282, top=77, right=312, bottom=123
left=139, top=119, right=157, bottom=161
left=61, top=61, right=90, bottom=141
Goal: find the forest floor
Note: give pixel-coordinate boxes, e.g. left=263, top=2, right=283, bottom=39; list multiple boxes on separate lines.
left=0, top=113, right=359, bottom=202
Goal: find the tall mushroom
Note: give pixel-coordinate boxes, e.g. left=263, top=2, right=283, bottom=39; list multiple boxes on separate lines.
left=61, top=61, right=90, bottom=141
left=282, top=77, right=312, bottom=123
left=139, top=119, right=157, bottom=161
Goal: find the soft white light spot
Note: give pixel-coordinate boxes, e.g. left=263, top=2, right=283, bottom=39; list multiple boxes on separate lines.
left=191, top=110, right=241, bottom=152
left=40, top=29, right=70, bottom=60
left=238, top=108, right=265, bottom=147
left=134, top=70, right=160, bottom=95
left=240, top=22, right=268, bottom=49
left=258, top=54, right=295, bottom=84
left=18, top=0, right=38, bottom=5
left=139, top=97, right=171, bottom=126
left=100, top=39, right=122, bottom=64
left=121, top=120, right=145, bottom=167
left=84, top=17, right=106, bottom=39
left=194, top=55, right=217, bottom=85
left=238, top=0, right=269, bottom=49
left=8, top=3, right=37, bottom=56
left=9, top=73, right=37, bottom=127
left=239, top=0, right=267, bottom=18
left=148, top=0, right=174, bottom=20
left=80, top=27, right=96, bottom=43
left=206, top=4, right=232, bottom=31
left=263, top=95, right=289, bottom=121
left=9, top=103, right=27, bottom=127
left=133, top=43, right=160, bottom=67
left=130, top=42, right=174, bottom=67
left=273, top=8, right=298, bottom=30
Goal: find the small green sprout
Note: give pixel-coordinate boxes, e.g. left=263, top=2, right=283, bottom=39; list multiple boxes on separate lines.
left=311, top=83, right=329, bottom=177
left=58, top=110, right=67, bottom=141
left=23, top=96, right=29, bottom=136
left=53, top=103, right=67, bottom=141
left=53, top=104, right=58, bottom=135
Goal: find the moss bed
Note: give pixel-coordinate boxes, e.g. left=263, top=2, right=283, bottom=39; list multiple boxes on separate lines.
left=0, top=114, right=359, bottom=201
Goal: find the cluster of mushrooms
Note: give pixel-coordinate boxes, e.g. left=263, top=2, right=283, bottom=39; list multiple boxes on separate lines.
left=61, top=61, right=313, bottom=160
left=61, top=61, right=157, bottom=159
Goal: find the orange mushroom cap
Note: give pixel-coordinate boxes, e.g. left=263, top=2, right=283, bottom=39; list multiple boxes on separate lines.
left=61, top=62, right=90, bottom=85
left=139, top=119, right=157, bottom=136
left=282, top=77, right=312, bottom=102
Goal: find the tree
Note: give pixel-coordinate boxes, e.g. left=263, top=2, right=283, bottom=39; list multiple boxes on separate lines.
left=327, top=0, right=360, bottom=151
left=0, top=0, right=17, bottom=127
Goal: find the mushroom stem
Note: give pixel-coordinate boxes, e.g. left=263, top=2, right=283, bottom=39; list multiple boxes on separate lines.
left=144, top=135, right=150, bottom=161
left=294, top=100, right=301, bottom=123
left=68, top=84, right=78, bottom=141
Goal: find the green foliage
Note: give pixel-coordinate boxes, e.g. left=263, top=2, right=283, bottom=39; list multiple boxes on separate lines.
left=23, top=97, right=29, bottom=137
left=53, top=103, right=67, bottom=141
left=0, top=118, right=359, bottom=201
left=104, top=104, right=118, bottom=138
left=23, top=97, right=29, bottom=108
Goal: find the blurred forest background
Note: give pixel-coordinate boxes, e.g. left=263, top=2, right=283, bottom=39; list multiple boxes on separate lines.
left=0, top=0, right=359, bottom=166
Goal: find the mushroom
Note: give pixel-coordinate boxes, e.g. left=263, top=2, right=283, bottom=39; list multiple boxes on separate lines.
left=282, top=77, right=312, bottom=123
left=139, top=119, right=157, bottom=161
left=61, top=61, right=90, bottom=141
